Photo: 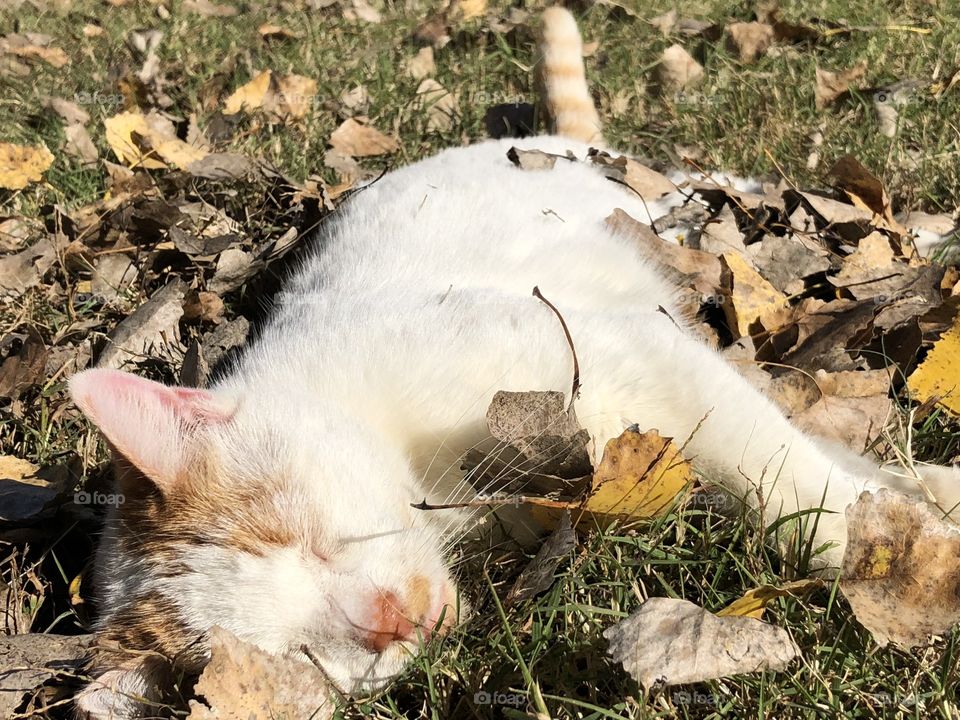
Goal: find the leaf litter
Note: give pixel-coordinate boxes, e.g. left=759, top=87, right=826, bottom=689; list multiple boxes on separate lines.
left=2, top=3, right=960, bottom=715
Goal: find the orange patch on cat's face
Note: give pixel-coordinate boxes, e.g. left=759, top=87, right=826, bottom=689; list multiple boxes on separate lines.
left=406, top=574, right=432, bottom=621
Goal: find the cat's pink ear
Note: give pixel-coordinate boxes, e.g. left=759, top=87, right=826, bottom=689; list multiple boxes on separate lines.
left=69, top=369, right=234, bottom=491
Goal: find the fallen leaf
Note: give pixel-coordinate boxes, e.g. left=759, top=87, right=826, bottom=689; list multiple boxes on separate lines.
left=44, top=96, right=90, bottom=125
left=457, top=0, right=486, bottom=21
left=794, top=394, right=891, bottom=451
left=908, top=314, right=960, bottom=415
left=605, top=597, right=799, bottom=690
left=0, top=455, right=67, bottom=523
left=257, top=23, right=301, bottom=40
left=339, top=85, right=370, bottom=115
left=344, top=0, right=382, bottom=23
left=415, top=79, right=459, bottom=132
left=186, top=153, right=257, bottom=180
left=718, top=579, right=824, bottom=619
left=183, top=0, right=238, bottom=16
left=223, top=69, right=273, bottom=115
left=5, top=43, right=69, bottom=68
left=585, top=427, right=693, bottom=520
left=96, top=279, right=185, bottom=370
left=720, top=251, right=792, bottom=338
left=0, top=327, right=47, bottom=401
left=329, top=118, right=398, bottom=157
left=64, top=123, right=99, bottom=165
left=506, top=511, right=576, bottom=604
left=507, top=147, right=558, bottom=171
left=829, top=155, right=903, bottom=232
left=776, top=298, right=877, bottom=372
left=726, top=22, right=775, bottom=63
left=104, top=110, right=209, bottom=169
left=201, top=316, right=249, bottom=369
left=275, top=73, right=317, bottom=118
left=841, top=489, right=960, bottom=647
left=588, top=152, right=676, bottom=200
left=649, top=9, right=677, bottom=36
left=0, top=237, right=58, bottom=298
left=0, top=633, right=92, bottom=718
left=183, top=290, right=225, bottom=323
left=0, top=142, right=54, bottom=189
left=606, top=209, right=722, bottom=301
left=750, top=235, right=831, bottom=293
left=208, top=247, right=256, bottom=294
left=405, top=46, right=436, bottom=80
left=655, top=44, right=704, bottom=93
left=815, top=60, right=868, bottom=110
left=186, top=626, right=333, bottom=719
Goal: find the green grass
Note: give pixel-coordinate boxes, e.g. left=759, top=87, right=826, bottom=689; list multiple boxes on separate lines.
left=2, top=0, right=959, bottom=718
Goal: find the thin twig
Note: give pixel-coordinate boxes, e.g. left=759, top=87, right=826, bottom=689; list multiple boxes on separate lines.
left=533, top=286, right=580, bottom=406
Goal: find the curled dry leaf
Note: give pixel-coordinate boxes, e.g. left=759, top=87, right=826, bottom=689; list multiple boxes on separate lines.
left=585, top=426, right=693, bottom=521
left=588, top=152, right=676, bottom=200
left=187, top=626, right=333, bottom=720
left=415, top=79, right=459, bottom=132
left=405, top=46, right=436, bottom=80
left=655, top=44, right=703, bottom=93
left=815, top=60, right=868, bottom=110
left=908, top=314, right=960, bottom=415
left=506, top=511, right=576, bottom=605
left=507, top=147, right=559, bottom=171
left=96, top=280, right=186, bottom=370
left=104, top=110, right=209, bottom=169
left=726, top=22, right=775, bottom=63
left=841, top=489, right=960, bottom=647
left=720, top=251, right=791, bottom=338
left=604, top=597, right=799, bottom=690
left=330, top=118, right=399, bottom=157
left=717, top=578, right=824, bottom=620
left=0, top=142, right=54, bottom=190
left=223, top=69, right=273, bottom=115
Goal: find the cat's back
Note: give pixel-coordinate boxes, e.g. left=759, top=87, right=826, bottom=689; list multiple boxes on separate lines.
left=286, top=136, right=679, bottom=313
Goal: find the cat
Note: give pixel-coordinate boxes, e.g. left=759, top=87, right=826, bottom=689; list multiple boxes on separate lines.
left=69, top=7, right=960, bottom=718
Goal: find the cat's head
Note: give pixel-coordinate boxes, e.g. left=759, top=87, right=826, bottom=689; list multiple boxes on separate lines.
left=69, top=369, right=459, bottom=716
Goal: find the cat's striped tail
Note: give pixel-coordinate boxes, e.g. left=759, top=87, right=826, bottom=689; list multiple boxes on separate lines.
left=536, top=7, right=604, bottom=144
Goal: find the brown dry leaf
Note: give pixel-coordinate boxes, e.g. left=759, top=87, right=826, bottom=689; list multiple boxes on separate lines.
left=0, top=142, right=54, bottom=190
left=275, top=74, right=318, bottom=118
left=97, top=280, right=185, bottom=370
left=585, top=427, right=694, bottom=520
left=457, top=0, right=487, bottom=21
left=209, top=247, right=256, bottom=294
left=589, top=153, right=675, bottom=200
left=717, top=579, right=824, bottom=619
left=506, top=511, right=576, bottom=605
left=794, top=394, right=891, bottom=452
left=605, top=597, right=799, bottom=690
left=0, top=454, right=67, bottom=523
left=187, top=626, right=333, bottom=719
left=726, top=22, right=775, bottom=63
left=907, top=314, right=960, bottom=415
left=0, top=217, right=39, bottom=253
left=104, top=110, right=209, bottom=169
left=183, top=0, right=238, bottom=16
left=329, top=118, right=398, bottom=157
left=656, top=44, right=704, bottom=93
left=339, top=85, right=370, bottom=115
left=258, top=23, right=301, bottom=40
left=6, top=44, right=69, bottom=67
left=720, top=251, right=791, bottom=338
left=606, top=209, right=722, bottom=300
left=405, top=46, right=436, bottom=80
left=415, top=79, right=459, bottom=132
left=649, top=9, right=677, bottom=36
left=183, top=290, right=225, bottom=323
left=0, top=237, right=58, bottom=298
left=750, top=235, right=831, bottom=293
left=815, top=60, right=868, bottom=110
left=507, top=147, right=558, bottom=171
left=223, top=69, right=273, bottom=115
left=64, top=123, right=99, bottom=165
left=829, top=155, right=904, bottom=232
left=44, top=97, right=90, bottom=125
left=0, top=328, right=47, bottom=401
left=827, top=232, right=932, bottom=304
left=841, top=489, right=960, bottom=647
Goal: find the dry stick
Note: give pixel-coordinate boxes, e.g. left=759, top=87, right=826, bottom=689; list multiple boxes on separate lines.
left=413, top=494, right=579, bottom=512
left=532, top=285, right=580, bottom=407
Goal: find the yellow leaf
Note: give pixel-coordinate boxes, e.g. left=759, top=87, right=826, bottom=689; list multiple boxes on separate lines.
left=907, top=315, right=960, bottom=415
left=720, top=251, right=791, bottom=338
left=459, top=0, right=487, bottom=20
left=223, top=69, right=274, bottom=115
left=275, top=74, right=317, bottom=118
left=717, top=579, right=824, bottom=619
left=329, top=118, right=399, bottom=157
left=584, top=427, right=693, bottom=520
left=0, top=142, right=54, bottom=190
left=104, top=111, right=208, bottom=170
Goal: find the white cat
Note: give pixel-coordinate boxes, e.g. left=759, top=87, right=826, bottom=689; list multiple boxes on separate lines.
left=69, top=7, right=960, bottom=718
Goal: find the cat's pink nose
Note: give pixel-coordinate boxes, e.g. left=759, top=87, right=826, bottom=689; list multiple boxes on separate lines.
left=359, top=591, right=417, bottom=653
left=358, top=578, right=456, bottom=653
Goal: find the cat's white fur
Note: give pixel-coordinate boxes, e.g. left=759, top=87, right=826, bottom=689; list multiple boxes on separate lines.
left=69, top=10, right=960, bottom=719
